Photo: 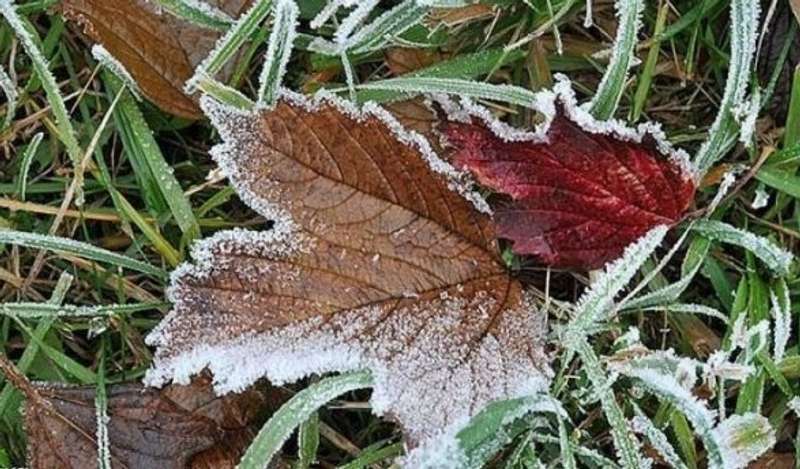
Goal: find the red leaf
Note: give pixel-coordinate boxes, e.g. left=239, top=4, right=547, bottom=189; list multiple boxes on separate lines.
left=443, top=113, right=696, bottom=269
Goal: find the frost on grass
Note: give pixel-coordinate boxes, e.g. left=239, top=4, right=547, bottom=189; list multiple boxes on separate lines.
left=150, top=0, right=234, bottom=24
left=713, top=414, right=775, bottom=468
left=614, top=352, right=775, bottom=469
left=0, top=63, right=17, bottom=127
left=402, top=422, right=467, bottom=469
left=770, top=282, right=791, bottom=362
left=565, top=224, right=668, bottom=342
left=309, top=0, right=427, bottom=56
left=692, top=219, right=794, bottom=275
left=255, top=0, right=298, bottom=108
left=146, top=92, right=550, bottom=443
left=588, top=0, right=645, bottom=119
left=94, top=390, right=111, bottom=469
left=91, top=44, right=142, bottom=100
left=631, top=414, right=687, bottom=469
left=693, top=0, right=761, bottom=174
left=184, top=0, right=272, bottom=93
left=751, top=187, right=770, bottom=209
left=408, top=390, right=564, bottom=468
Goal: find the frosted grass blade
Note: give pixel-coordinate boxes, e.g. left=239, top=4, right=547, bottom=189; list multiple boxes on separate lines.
left=692, top=220, right=793, bottom=275
left=354, top=77, right=540, bottom=108
left=104, top=72, right=201, bottom=241
left=15, top=132, right=43, bottom=202
left=0, top=230, right=166, bottom=278
left=0, top=0, right=84, bottom=193
left=692, top=0, right=761, bottom=175
left=186, top=0, right=273, bottom=92
left=92, top=45, right=142, bottom=100
left=631, top=409, right=688, bottom=469
left=238, top=371, right=373, bottom=469
left=1, top=302, right=165, bottom=318
left=0, top=272, right=72, bottom=417
left=152, top=0, right=233, bottom=30
left=348, top=1, right=427, bottom=55
left=0, top=63, right=17, bottom=128
left=456, top=394, right=567, bottom=468
left=256, top=0, right=298, bottom=108
left=588, top=0, right=645, bottom=119
left=354, top=48, right=525, bottom=103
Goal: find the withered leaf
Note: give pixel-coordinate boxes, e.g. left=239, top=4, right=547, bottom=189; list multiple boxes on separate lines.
left=444, top=107, right=696, bottom=270
left=61, top=0, right=250, bottom=119
left=146, top=93, right=549, bottom=442
left=384, top=48, right=443, bottom=76
left=25, top=376, right=270, bottom=469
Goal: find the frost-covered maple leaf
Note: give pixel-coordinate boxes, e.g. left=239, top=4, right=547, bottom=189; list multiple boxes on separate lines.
left=145, top=91, right=550, bottom=443
left=443, top=83, right=697, bottom=270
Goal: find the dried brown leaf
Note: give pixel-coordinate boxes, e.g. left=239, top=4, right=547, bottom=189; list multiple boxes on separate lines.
left=60, top=0, right=250, bottom=119
left=25, top=376, right=270, bottom=469
left=146, top=94, right=550, bottom=442
left=384, top=48, right=442, bottom=76
left=429, top=4, right=495, bottom=27
left=790, top=0, right=800, bottom=27
left=748, top=451, right=795, bottom=468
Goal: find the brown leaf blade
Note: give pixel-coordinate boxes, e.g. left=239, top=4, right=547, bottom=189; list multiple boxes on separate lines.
left=25, top=377, right=268, bottom=469
left=146, top=94, right=549, bottom=441
left=61, top=0, right=249, bottom=119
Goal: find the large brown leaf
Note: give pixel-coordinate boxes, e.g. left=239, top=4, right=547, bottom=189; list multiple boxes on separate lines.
left=24, top=376, right=271, bottom=469
left=61, top=0, right=250, bottom=119
left=146, top=94, right=549, bottom=442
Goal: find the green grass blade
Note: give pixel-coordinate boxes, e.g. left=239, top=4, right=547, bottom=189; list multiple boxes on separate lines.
left=0, top=0, right=84, bottom=186
left=588, top=0, right=645, bottom=120
left=0, top=272, right=72, bottom=418
left=257, top=0, right=298, bottom=108
left=783, top=65, right=800, bottom=148
left=195, top=75, right=255, bottom=110
left=12, top=317, right=96, bottom=384
left=107, top=188, right=182, bottom=267
left=456, top=394, right=566, bottom=468
left=692, top=0, right=760, bottom=175
left=670, top=412, right=698, bottom=469
left=151, top=0, right=233, bottom=30
left=238, top=371, right=373, bottom=469
left=0, top=63, right=17, bottom=129
left=104, top=72, right=200, bottom=241
left=354, top=48, right=525, bottom=103
left=295, top=412, right=319, bottom=469
left=337, top=442, right=404, bottom=469
left=353, top=77, right=539, bottom=108
left=630, top=1, right=668, bottom=122
left=0, top=229, right=167, bottom=279
left=186, top=0, right=273, bottom=92
left=691, top=220, right=794, bottom=275
left=14, top=132, right=43, bottom=202
left=1, top=302, right=165, bottom=318
left=756, top=165, right=800, bottom=199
